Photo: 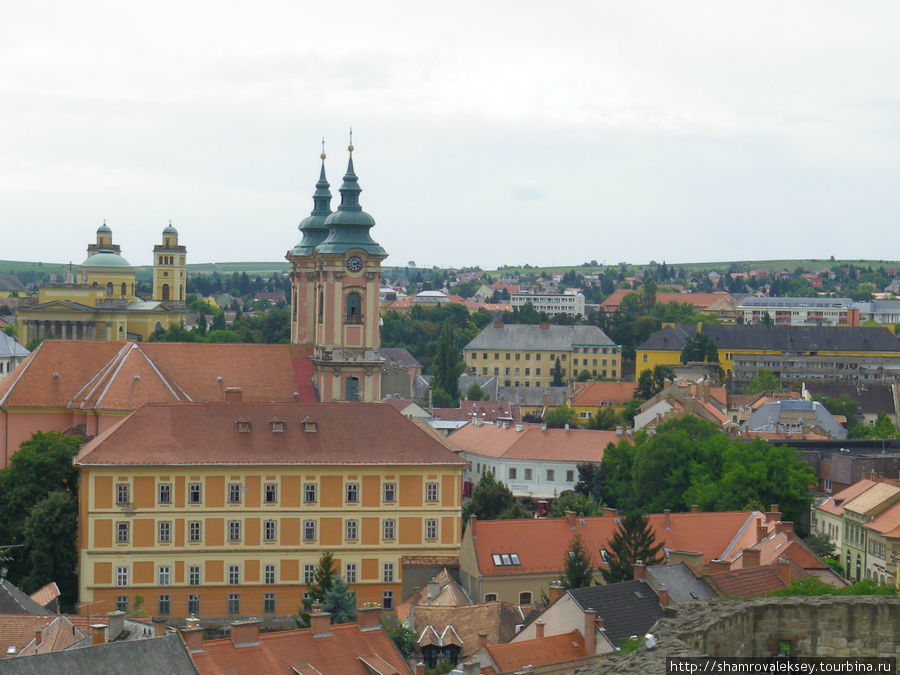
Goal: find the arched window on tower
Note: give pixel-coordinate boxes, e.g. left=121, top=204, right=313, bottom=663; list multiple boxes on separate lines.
left=121, top=282, right=127, bottom=297
left=318, top=289, right=324, bottom=324
left=106, top=282, right=113, bottom=297
left=346, top=292, right=362, bottom=323
left=346, top=377, right=359, bottom=402
left=162, top=284, right=170, bottom=301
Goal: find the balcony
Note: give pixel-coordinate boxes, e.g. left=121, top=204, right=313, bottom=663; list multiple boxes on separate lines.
left=344, top=314, right=364, bottom=324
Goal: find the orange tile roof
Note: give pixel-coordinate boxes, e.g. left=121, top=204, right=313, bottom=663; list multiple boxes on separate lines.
left=450, top=424, right=623, bottom=463
left=469, top=510, right=765, bottom=576
left=0, top=340, right=317, bottom=411
left=571, top=381, right=638, bottom=406
left=192, top=622, right=409, bottom=675
left=864, top=500, right=900, bottom=538
left=485, top=630, right=587, bottom=673
left=706, top=566, right=788, bottom=597
left=843, top=483, right=900, bottom=516
left=0, top=615, right=59, bottom=657
left=600, top=291, right=733, bottom=313
left=818, top=479, right=878, bottom=516
left=76, top=402, right=469, bottom=467
left=411, top=601, right=523, bottom=657
left=27, top=583, right=60, bottom=609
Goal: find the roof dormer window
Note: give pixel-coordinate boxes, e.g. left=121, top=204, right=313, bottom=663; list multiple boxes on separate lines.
left=301, top=416, right=317, bottom=433
left=271, top=418, right=285, bottom=433
left=236, top=417, right=250, bottom=433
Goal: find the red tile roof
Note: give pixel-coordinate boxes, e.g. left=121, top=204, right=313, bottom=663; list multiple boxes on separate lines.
left=485, top=630, right=587, bottom=673
left=706, top=566, right=788, bottom=597
left=571, top=381, right=638, bottom=406
left=192, top=622, right=409, bottom=675
left=450, top=424, right=622, bottom=463
left=600, top=291, right=733, bottom=313
left=27, top=583, right=60, bottom=608
left=864, top=500, right=900, bottom=538
left=468, top=510, right=768, bottom=577
left=0, top=340, right=316, bottom=411
left=76, top=402, right=468, bottom=467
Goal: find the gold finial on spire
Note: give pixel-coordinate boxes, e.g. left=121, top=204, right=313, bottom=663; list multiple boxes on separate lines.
left=348, top=127, right=353, bottom=153
left=321, top=137, right=326, bottom=161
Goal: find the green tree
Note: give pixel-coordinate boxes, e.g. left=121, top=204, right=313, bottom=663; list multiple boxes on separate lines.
left=384, top=623, right=419, bottom=659
left=19, top=491, right=78, bottom=608
left=434, top=318, right=464, bottom=404
left=562, top=533, right=595, bottom=589
left=462, top=472, right=530, bottom=523
left=586, top=407, right=621, bottom=431
left=600, top=512, right=665, bottom=584
left=745, top=368, right=781, bottom=394
left=621, top=398, right=643, bottom=425
left=549, top=492, right=603, bottom=518
left=544, top=405, right=580, bottom=429
left=768, top=577, right=897, bottom=597
left=551, top=358, right=564, bottom=386
left=638, top=278, right=657, bottom=314
left=431, top=385, right=455, bottom=408
left=296, top=551, right=342, bottom=627
left=680, top=333, right=719, bottom=364
left=465, top=383, right=486, bottom=401
left=576, top=369, right=591, bottom=382
left=804, top=532, right=837, bottom=559
left=574, top=462, right=605, bottom=503
left=321, top=577, right=357, bottom=624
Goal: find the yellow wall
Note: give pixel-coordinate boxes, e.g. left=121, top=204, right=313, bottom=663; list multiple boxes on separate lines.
left=465, top=346, right=621, bottom=387
left=634, top=348, right=682, bottom=379
left=79, top=464, right=462, bottom=617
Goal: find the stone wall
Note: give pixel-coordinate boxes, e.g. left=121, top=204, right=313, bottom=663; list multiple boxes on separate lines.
left=598, top=596, right=900, bottom=674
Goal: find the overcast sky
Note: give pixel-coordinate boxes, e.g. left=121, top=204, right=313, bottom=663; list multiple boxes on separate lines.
left=2, top=1, right=899, bottom=270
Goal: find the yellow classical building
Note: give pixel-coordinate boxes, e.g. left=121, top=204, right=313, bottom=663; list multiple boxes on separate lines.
left=76, top=401, right=466, bottom=618
left=16, top=223, right=190, bottom=344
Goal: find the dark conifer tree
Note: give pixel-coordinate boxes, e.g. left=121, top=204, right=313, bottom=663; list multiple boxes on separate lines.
left=600, top=511, right=665, bottom=584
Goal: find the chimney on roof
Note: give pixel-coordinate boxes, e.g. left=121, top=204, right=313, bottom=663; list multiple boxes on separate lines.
left=548, top=581, right=565, bottom=606
left=106, top=611, right=125, bottom=642
left=34, top=627, right=42, bottom=648
left=708, top=559, right=731, bottom=574
left=757, top=518, right=769, bottom=542
left=633, top=560, right=645, bottom=580
left=357, top=605, right=382, bottom=630
left=664, top=509, right=672, bottom=526
left=583, top=608, right=597, bottom=656
left=415, top=663, right=426, bottom=675
left=477, top=631, right=488, bottom=650
left=539, top=322, right=550, bottom=329
left=224, top=386, right=243, bottom=402
left=309, top=605, right=332, bottom=637
left=616, top=425, right=624, bottom=436
left=152, top=617, right=167, bottom=638
left=658, top=585, right=669, bottom=608
left=179, top=618, right=204, bottom=653
left=564, top=423, right=569, bottom=432
left=535, top=621, right=545, bottom=639
left=691, top=504, right=699, bottom=513
left=463, top=660, right=481, bottom=675
left=742, top=548, right=761, bottom=568
left=765, top=505, right=781, bottom=522
left=602, top=507, right=617, bottom=518
left=775, top=521, right=794, bottom=537
left=91, top=624, right=106, bottom=646
left=230, top=618, right=261, bottom=647
left=493, top=321, right=503, bottom=328
left=565, top=510, right=577, bottom=529
left=776, top=557, right=791, bottom=585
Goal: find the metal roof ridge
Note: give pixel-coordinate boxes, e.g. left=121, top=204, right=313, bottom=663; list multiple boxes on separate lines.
left=69, top=342, right=132, bottom=409
left=721, top=511, right=759, bottom=560
left=130, top=343, right=184, bottom=402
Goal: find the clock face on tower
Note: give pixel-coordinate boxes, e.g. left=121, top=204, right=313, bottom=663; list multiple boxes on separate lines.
left=346, top=255, right=363, bottom=273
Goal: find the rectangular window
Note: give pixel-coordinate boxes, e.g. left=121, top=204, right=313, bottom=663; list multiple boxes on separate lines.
left=116, top=595, right=128, bottom=612
left=228, top=483, right=242, bottom=504
left=187, top=594, right=200, bottom=615
left=188, top=483, right=202, bottom=504
left=228, top=564, right=240, bottom=585
left=228, top=520, right=242, bottom=543
left=425, top=482, right=439, bottom=502
left=116, top=483, right=130, bottom=505
left=508, top=467, right=517, bottom=480
left=345, top=563, right=357, bottom=584
left=116, top=566, right=129, bottom=587
left=536, top=354, right=541, bottom=361
left=382, top=590, right=394, bottom=610
left=158, top=565, right=171, bottom=586
left=116, top=521, right=129, bottom=543
left=346, top=483, right=359, bottom=503
left=158, top=594, right=170, bottom=616
left=566, top=470, right=575, bottom=482
left=264, top=483, right=278, bottom=504
left=383, top=562, right=394, bottom=583
left=263, top=593, right=276, bottom=614
left=345, top=519, right=358, bottom=542
left=304, top=520, right=316, bottom=542
left=494, top=353, right=499, bottom=360
left=158, top=521, right=171, bottom=543
left=264, top=519, right=277, bottom=542
left=304, top=483, right=317, bottom=503
left=303, top=563, right=316, bottom=584
left=383, top=482, right=396, bottom=503
left=188, top=521, right=201, bottom=543
left=227, top=593, right=240, bottom=614
left=264, top=564, right=276, bottom=585
left=158, top=483, right=172, bottom=504
left=524, top=468, right=533, bottom=480
left=425, top=519, right=438, bottom=540
left=546, top=469, right=555, bottom=481
left=188, top=565, right=201, bottom=586
left=383, top=518, right=395, bottom=540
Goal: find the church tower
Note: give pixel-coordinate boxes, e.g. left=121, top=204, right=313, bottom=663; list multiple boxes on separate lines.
left=152, top=222, right=187, bottom=303
left=87, top=221, right=121, bottom=255
left=288, top=140, right=387, bottom=402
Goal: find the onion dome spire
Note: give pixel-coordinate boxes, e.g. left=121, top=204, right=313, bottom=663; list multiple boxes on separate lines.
left=290, top=139, right=334, bottom=257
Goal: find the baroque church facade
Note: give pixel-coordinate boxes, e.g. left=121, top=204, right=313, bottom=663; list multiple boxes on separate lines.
left=16, top=224, right=192, bottom=345
left=287, top=144, right=387, bottom=403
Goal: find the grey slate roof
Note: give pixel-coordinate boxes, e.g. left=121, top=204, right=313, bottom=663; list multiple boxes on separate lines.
left=802, top=382, right=896, bottom=417
left=380, top=347, right=422, bottom=370
left=496, top=386, right=568, bottom=407
left=569, top=579, right=665, bottom=645
left=465, top=324, right=616, bottom=351
left=639, top=324, right=900, bottom=353
left=0, top=634, right=197, bottom=674
left=742, top=400, right=848, bottom=439
left=0, top=332, right=29, bottom=359
left=0, top=579, right=52, bottom=616
left=645, top=563, right=716, bottom=604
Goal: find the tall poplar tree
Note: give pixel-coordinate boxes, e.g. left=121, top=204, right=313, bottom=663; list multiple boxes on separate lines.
left=433, top=318, right=463, bottom=404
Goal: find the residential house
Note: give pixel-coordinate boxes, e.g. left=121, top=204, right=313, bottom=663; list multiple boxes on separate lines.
left=633, top=378, right=729, bottom=433
left=472, top=628, right=594, bottom=674
left=464, top=323, right=621, bottom=388
left=741, top=400, right=848, bottom=440
left=450, top=421, right=624, bottom=499
left=813, top=479, right=878, bottom=553
left=570, top=381, right=639, bottom=422
left=804, top=382, right=900, bottom=427
left=839, top=482, right=900, bottom=582
left=0, top=579, right=52, bottom=617
left=854, top=299, right=900, bottom=326
left=495, top=385, right=568, bottom=421
left=600, top=291, right=737, bottom=322
left=27, top=583, right=60, bottom=614
left=75, top=402, right=466, bottom=618
left=863, top=500, right=900, bottom=586
left=380, top=347, right=424, bottom=399
left=643, top=563, right=715, bottom=604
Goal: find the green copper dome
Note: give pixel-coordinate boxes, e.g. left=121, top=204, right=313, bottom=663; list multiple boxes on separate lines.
left=316, top=152, right=386, bottom=256
left=97, top=222, right=112, bottom=235
left=163, top=222, right=178, bottom=236
left=291, top=162, right=333, bottom=257
left=81, top=250, right=132, bottom=267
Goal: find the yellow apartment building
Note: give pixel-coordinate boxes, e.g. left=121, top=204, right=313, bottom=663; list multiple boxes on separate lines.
left=75, top=401, right=466, bottom=619
left=464, top=323, right=621, bottom=388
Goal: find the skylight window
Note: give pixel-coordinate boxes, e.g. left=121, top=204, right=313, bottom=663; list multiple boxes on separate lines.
left=492, top=554, right=503, bottom=566
left=492, top=553, right=521, bottom=567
